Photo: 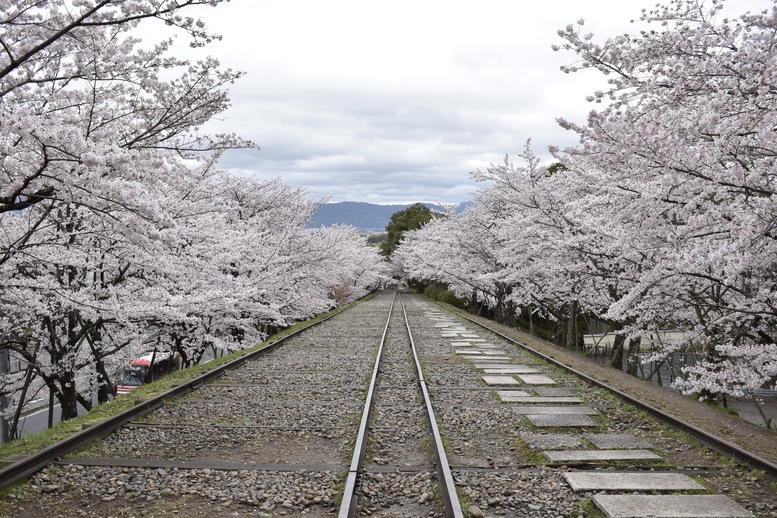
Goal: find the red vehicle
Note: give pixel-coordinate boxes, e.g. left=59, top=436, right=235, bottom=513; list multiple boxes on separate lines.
left=116, top=351, right=181, bottom=395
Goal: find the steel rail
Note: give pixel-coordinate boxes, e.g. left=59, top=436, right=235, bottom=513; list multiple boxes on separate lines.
left=445, top=305, right=777, bottom=481
left=0, top=302, right=355, bottom=489
left=401, top=295, right=464, bottom=518
left=338, top=291, right=395, bottom=518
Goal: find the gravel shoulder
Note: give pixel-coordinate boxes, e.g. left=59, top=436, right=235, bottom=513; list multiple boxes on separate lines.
left=451, top=306, right=777, bottom=468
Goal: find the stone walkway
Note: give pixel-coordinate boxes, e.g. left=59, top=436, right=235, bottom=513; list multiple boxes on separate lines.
left=427, top=311, right=754, bottom=518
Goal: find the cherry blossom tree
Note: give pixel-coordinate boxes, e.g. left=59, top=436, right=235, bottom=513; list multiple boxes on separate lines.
left=396, top=198, right=520, bottom=324
left=307, top=225, right=390, bottom=304
left=399, top=2, right=777, bottom=418
left=0, top=0, right=248, bottom=266
left=2, top=153, right=388, bottom=424
left=0, top=0, right=249, bottom=423
left=553, top=0, right=777, bottom=406
left=0, top=1, right=387, bottom=428
left=400, top=145, right=641, bottom=353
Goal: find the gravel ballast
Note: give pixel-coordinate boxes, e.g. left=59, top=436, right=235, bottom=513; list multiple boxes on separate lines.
left=1, top=292, right=775, bottom=517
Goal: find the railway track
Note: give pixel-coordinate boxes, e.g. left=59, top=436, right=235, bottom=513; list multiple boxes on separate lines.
left=0, top=290, right=774, bottom=517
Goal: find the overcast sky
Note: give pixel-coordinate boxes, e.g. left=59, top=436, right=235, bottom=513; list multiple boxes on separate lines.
left=163, top=0, right=771, bottom=205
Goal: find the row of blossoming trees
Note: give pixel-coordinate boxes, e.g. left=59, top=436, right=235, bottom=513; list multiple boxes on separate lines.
left=0, top=1, right=387, bottom=434
left=397, top=0, right=777, bottom=423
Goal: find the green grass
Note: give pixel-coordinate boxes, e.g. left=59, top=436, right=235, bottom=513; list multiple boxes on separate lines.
left=578, top=498, right=606, bottom=517
left=511, top=437, right=547, bottom=465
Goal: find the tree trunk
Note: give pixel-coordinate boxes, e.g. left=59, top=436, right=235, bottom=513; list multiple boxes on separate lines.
left=96, top=360, right=114, bottom=403
left=48, top=390, right=54, bottom=429
left=57, top=371, right=79, bottom=421
left=85, top=324, right=115, bottom=403
left=10, top=361, right=37, bottom=440
left=565, top=301, right=577, bottom=350
left=751, top=394, right=774, bottom=430
left=610, top=334, right=626, bottom=369
left=626, top=337, right=641, bottom=376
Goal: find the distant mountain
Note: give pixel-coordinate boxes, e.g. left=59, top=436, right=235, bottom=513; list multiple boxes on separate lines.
left=307, top=201, right=469, bottom=232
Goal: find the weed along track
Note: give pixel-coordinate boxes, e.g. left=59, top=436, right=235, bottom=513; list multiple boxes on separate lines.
left=0, top=290, right=775, bottom=517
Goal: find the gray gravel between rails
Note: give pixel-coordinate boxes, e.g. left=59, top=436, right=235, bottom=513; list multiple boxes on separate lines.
left=3, top=292, right=777, bottom=518
left=359, top=291, right=445, bottom=516
left=2, top=294, right=395, bottom=518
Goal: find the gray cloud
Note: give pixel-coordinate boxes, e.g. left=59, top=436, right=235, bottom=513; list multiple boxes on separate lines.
left=161, top=0, right=770, bottom=204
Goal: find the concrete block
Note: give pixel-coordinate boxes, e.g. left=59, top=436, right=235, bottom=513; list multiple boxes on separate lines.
left=501, top=396, right=584, bottom=404
left=544, top=449, right=661, bottom=462
left=495, top=390, right=532, bottom=398
left=563, top=472, right=704, bottom=491
left=535, top=388, right=575, bottom=396
left=483, top=367, right=541, bottom=374
left=527, top=414, right=597, bottom=427
left=482, top=375, right=520, bottom=386
left=592, top=494, right=754, bottom=517
left=513, top=405, right=596, bottom=415
left=584, top=434, right=653, bottom=449
left=474, top=363, right=524, bottom=369
left=517, top=374, right=558, bottom=385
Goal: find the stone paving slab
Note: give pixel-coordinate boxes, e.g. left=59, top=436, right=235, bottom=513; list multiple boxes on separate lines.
left=482, top=375, right=520, bottom=386
left=481, top=350, right=508, bottom=356
left=527, top=414, right=597, bottom=427
left=513, top=405, right=596, bottom=415
left=563, top=472, right=705, bottom=491
left=535, top=388, right=575, bottom=396
left=592, top=494, right=754, bottom=517
left=474, top=363, right=524, bottom=369
left=483, top=367, right=541, bottom=374
left=520, top=433, right=582, bottom=450
left=495, top=390, right=532, bottom=398
left=462, top=355, right=511, bottom=361
left=501, top=396, right=584, bottom=404
left=544, top=449, right=661, bottom=462
left=517, top=374, right=558, bottom=385
left=584, top=434, right=653, bottom=449
left=455, top=349, right=484, bottom=355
